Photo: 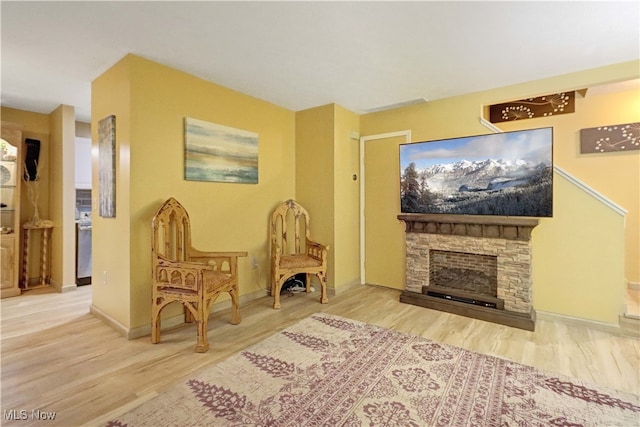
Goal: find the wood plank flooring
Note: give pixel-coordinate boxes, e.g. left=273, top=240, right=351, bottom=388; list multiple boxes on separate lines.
left=1, top=285, right=639, bottom=426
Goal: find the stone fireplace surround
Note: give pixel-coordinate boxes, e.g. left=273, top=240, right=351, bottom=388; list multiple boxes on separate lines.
left=398, top=214, right=539, bottom=331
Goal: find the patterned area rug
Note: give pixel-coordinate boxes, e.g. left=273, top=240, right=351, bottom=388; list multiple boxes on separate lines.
left=107, top=313, right=639, bottom=426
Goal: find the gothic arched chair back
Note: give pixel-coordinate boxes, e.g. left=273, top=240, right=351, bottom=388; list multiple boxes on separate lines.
left=270, top=199, right=329, bottom=309
left=151, top=197, right=247, bottom=352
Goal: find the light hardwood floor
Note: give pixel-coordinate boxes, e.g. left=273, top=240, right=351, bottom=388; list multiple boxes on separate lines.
left=1, top=285, right=639, bottom=427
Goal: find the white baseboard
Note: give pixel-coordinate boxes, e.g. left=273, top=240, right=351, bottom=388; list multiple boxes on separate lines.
left=333, top=280, right=366, bottom=295
left=60, top=283, right=78, bottom=293
left=42, top=278, right=77, bottom=293
left=536, top=310, right=622, bottom=335
left=90, top=304, right=131, bottom=338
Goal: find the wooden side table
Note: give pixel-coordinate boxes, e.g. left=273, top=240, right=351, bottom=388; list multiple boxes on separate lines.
left=21, top=220, right=53, bottom=289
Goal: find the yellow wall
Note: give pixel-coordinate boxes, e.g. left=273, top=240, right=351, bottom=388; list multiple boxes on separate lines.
left=92, top=55, right=296, bottom=330
left=360, top=61, right=638, bottom=324
left=333, top=105, right=361, bottom=289
left=295, top=104, right=361, bottom=291
left=48, top=105, right=76, bottom=291
left=498, top=89, right=639, bottom=285
left=91, top=57, right=132, bottom=328
left=295, top=105, right=336, bottom=289
left=533, top=172, right=625, bottom=323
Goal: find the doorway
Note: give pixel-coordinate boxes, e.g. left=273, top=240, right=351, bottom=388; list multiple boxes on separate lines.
left=360, top=131, right=410, bottom=289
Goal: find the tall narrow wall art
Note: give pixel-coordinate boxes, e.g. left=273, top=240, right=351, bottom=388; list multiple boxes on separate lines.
left=98, top=115, right=116, bottom=218
left=184, top=117, right=258, bottom=184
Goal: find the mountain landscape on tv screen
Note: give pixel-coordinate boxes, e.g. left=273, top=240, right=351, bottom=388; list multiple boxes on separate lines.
left=400, top=158, right=552, bottom=217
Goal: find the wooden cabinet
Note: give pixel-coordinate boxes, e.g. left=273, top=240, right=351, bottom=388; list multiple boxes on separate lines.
left=75, top=137, right=92, bottom=189
left=0, top=235, right=18, bottom=295
left=1, top=122, right=23, bottom=298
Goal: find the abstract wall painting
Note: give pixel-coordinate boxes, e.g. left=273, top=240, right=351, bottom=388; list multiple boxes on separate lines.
left=184, top=117, right=258, bottom=184
left=580, top=122, right=640, bottom=154
left=98, top=115, right=116, bottom=218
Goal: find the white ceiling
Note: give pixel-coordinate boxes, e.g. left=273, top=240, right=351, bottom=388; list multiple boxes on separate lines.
left=1, top=1, right=639, bottom=124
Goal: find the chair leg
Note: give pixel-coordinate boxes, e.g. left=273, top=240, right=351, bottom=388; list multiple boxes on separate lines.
left=318, top=272, right=329, bottom=304
left=273, top=293, right=281, bottom=309
left=273, top=277, right=283, bottom=309
left=229, top=284, right=241, bottom=325
left=270, top=269, right=277, bottom=296
left=194, top=305, right=209, bottom=353
left=151, top=302, right=161, bottom=344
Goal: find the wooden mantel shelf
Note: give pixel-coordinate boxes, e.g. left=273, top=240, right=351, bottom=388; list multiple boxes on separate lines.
left=397, top=214, right=539, bottom=241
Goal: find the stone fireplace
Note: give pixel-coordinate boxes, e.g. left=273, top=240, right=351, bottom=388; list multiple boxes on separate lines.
left=398, top=214, right=539, bottom=330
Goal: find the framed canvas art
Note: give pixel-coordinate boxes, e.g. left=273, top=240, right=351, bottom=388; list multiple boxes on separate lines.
left=184, top=117, right=258, bottom=184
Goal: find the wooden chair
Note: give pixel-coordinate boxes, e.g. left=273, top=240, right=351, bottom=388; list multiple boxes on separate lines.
left=270, top=199, right=329, bottom=309
left=151, top=197, right=247, bottom=352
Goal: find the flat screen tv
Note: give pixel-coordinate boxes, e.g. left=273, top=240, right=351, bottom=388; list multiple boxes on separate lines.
left=399, top=127, right=553, bottom=217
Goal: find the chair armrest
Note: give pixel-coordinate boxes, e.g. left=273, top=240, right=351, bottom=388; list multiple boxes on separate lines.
left=189, top=249, right=248, bottom=275
left=306, top=239, right=329, bottom=261
left=156, top=255, right=213, bottom=270
left=190, top=249, right=248, bottom=259
left=306, top=239, right=329, bottom=251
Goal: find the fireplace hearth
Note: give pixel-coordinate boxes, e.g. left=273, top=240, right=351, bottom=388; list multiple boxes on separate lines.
left=425, top=285, right=502, bottom=309
left=398, top=214, right=539, bottom=331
